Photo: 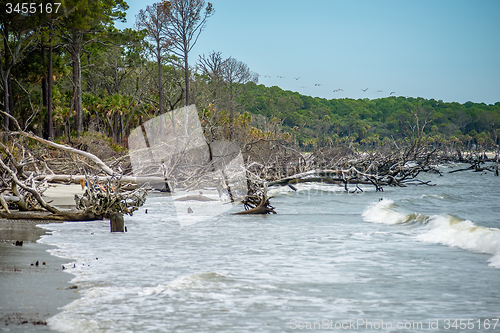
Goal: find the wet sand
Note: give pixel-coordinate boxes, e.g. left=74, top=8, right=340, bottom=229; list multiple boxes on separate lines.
left=0, top=185, right=85, bottom=332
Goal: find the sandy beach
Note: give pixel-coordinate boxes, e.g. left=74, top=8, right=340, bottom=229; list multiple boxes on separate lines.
left=0, top=185, right=85, bottom=332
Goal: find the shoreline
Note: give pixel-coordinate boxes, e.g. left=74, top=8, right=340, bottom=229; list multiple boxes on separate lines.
left=0, top=186, right=83, bottom=332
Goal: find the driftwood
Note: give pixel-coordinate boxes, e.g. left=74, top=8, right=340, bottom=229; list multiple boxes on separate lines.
left=234, top=182, right=276, bottom=215
left=0, top=173, right=147, bottom=222
left=0, top=210, right=100, bottom=221
left=448, top=158, right=499, bottom=175
left=233, top=196, right=276, bottom=215
left=242, top=130, right=449, bottom=194
left=0, top=111, right=149, bottom=221
left=238, top=124, right=493, bottom=209
left=34, top=174, right=164, bottom=188
left=232, top=137, right=442, bottom=214
left=74, top=175, right=147, bottom=218
left=243, top=139, right=306, bottom=181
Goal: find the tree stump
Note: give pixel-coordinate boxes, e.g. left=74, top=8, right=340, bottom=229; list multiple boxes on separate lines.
left=110, top=213, right=124, bottom=232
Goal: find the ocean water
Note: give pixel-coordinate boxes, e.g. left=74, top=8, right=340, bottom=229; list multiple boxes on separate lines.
left=38, top=166, right=500, bottom=332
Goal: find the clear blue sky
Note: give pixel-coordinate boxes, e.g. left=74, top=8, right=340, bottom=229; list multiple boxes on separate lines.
left=116, top=0, right=500, bottom=104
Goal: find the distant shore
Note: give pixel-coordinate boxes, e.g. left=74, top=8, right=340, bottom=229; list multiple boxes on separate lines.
left=0, top=185, right=83, bottom=331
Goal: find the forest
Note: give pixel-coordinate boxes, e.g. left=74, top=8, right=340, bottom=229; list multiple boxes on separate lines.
left=239, top=83, right=500, bottom=151
left=1, top=0, right=499, bottom=155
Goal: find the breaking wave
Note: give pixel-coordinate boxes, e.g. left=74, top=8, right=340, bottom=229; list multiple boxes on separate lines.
left=362, top=199, right=500, bottom=268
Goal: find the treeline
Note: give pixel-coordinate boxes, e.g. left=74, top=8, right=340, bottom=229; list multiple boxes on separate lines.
left=1, top=0, right=499, bottom=154
left=239, top=83, right=500, bottom=151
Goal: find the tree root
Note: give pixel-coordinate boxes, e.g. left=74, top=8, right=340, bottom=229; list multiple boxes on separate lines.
left=234, top=182, right=276, bottom=215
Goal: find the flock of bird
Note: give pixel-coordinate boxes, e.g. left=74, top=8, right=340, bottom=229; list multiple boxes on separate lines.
left=260, top=74, right=397, bottom=97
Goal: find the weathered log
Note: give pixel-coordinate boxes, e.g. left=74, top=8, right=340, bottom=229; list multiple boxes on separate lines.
left=233, top=201, right=276, bottom=215
left=0, top=210, right=100, bottom=221
left=0, top=195, right=20, bottom=202
left=266, top=168, right=385, bottom=191
left=34, top=174, right=165, bottom=189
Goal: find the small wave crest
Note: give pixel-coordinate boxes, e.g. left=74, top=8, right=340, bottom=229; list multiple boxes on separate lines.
left=421, top=194, right=445, bottom=199
left=417, top=215, right=500, bottom=268
left=139, top=272, right=231, bottom=296
left=362, top=199, right=427, bottom=225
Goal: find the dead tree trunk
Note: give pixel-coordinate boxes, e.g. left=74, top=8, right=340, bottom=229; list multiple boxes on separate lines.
left=110, top=213, right=124, bottom=232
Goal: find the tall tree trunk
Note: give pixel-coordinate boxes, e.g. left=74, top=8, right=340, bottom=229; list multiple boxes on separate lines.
left=184, top=51, right=189, bottom=106
left=78, top=54, right=83, bottom=135
left=71, top=36, right=83, bottom=137
left=120, top=113, right=125, bottom=146
left=7, top=72, right=13, bottom=130
left=47, top=21, right=54, bottom=140
left=41, top=43, right=48, bottom=138
left=41, top=44, right=48, bottom=109
left=3, top=25, right=11, bottom=141
left=157, top=41, right=163, bottom=114
left=113, top=113, right=119, bottom=144
left=229, top=83, right=234, bottom=140
left=2, top=74, right=8, bottom=142
left=112, top=113, right=116, bottom=143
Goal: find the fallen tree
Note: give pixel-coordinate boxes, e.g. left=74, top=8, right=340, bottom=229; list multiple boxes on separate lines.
left=74, top=175, right=147, bottom=219
left=0, top=111, right=148, bottom=221
left=448, top=153, right=499, bottom=176
left=234, top=182, right=276, bottom=215
left=0, top=152, right=148, bottom=221
left=239, top=109, right=499, bottom=199
left=242, top=138, right=442, bottom=195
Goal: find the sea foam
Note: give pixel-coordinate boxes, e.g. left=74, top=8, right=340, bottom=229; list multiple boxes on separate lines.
left=361, top=199, right=408, bottom=224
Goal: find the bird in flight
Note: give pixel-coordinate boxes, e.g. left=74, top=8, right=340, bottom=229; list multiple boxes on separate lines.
left=390, top=91, right=396, bottom=95
left=375, top=90, right=383, bottom=93
left=333, top=89, right=343, bottom=92
left=264, top=75, right=271, bottom=78
left=361, top=88, right=368, bottom=92
left=315, top=83, right=322, bottom=86
left=294, top=77, right=301, bottom=80
left=277, top=76, right=284, bottom=79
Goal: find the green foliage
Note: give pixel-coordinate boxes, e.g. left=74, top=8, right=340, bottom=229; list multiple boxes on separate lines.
left=238, top=83, right=500, bottom=150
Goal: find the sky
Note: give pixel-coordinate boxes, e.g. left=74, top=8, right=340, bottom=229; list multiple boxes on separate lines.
left=116, top=0, right=500, bottom=105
